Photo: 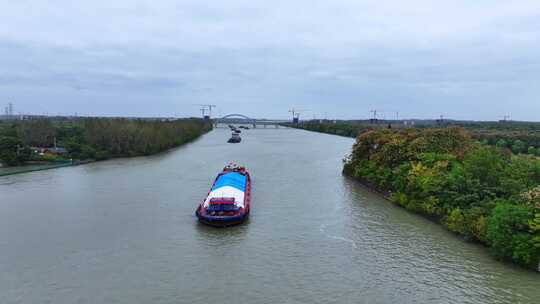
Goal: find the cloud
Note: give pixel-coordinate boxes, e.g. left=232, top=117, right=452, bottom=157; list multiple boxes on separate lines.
left=0, top=1, right=539, bottom=119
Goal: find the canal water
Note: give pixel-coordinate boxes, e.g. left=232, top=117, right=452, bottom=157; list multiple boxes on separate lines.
left=0, top=127, right=538, bottom=304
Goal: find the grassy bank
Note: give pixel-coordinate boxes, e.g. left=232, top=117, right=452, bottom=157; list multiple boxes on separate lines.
left=0, top=118, right=212, bottom=169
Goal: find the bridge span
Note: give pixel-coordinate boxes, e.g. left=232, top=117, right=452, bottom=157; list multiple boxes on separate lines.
left=213, top=114, right=289, bottom=128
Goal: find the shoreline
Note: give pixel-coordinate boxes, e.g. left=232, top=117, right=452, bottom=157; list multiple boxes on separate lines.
left=0, top=160, right=94, bottom=176
left=300, top=124, right=540, bottom=272
left=345, top=172, right=540, bottom=273
left=0, top=127, right=212, bottom=177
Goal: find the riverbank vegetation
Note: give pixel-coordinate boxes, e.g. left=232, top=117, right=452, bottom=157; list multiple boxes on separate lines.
left=290, top=120, right=540, bottom=156
left=0, top=118, right=212, bottom=166
left=343, top=127, right=540, bottom=270
left=290, top=121, right=371, bottom=138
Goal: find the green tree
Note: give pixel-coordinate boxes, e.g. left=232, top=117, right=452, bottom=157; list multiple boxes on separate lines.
left=512, top=140, right=526, bottom=154
left=446, top=208, right=466, bottom=234
left=19, top=119, right=56, bottom=147
left=496, top=139, right=508, bottom=148
left=0, top=135, right=25, bottom=166
left=487, top=202, right=537, bottom=267
left=462, top=146, right=506, bottom=196
left=530, top=213, right=540, bottom=249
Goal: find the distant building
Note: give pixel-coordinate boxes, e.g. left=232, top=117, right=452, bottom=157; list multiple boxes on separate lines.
left=47, top=147, right=68, bottom=155
left=31, top=147, right=68, bottom=156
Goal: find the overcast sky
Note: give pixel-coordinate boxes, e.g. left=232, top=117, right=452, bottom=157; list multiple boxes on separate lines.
left=1, top=1, right=539, bottom=120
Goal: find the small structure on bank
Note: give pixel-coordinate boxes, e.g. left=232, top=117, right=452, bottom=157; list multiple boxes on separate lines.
left=31, top=146, right=68, bottom=157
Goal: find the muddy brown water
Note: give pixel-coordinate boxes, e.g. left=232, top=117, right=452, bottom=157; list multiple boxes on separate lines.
left=1, top=127, right=538, bottom=303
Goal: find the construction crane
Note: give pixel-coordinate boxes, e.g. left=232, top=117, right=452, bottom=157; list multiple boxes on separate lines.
left=289, top=108, right=308, bottom=124
left=195, top=104, right=216, bottom=120
left=369, top=110, right=402, bottom=123
left=437, top=114, right=444, bottom=125
left=499, top=115, right=511, bottom=123
left=370, top=110, right=378, bottom=124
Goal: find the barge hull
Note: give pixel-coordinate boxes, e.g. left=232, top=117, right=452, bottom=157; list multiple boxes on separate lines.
left=196, top=211, right=249, bottom=227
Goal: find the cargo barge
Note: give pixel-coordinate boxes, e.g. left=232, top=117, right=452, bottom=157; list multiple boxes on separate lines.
left=195, top=164, right=251, bottom=227
left=228, top=132, right=241, bottom=143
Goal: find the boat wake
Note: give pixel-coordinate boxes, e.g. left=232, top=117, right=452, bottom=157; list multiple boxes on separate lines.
left=318, top=197, right=359, bottom=249
left=319, top=222, right=358, bottom=249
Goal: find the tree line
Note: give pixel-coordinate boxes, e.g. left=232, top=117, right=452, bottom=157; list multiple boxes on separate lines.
left=287, top=121, right=372, bottom=138
left=343, top=127, right=540, bottom=270
left=0, top=118, right=212, bottom=166
left=290, top=120, right=540, bottom=156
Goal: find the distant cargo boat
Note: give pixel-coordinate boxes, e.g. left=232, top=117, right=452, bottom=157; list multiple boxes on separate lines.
left=228, top=132, right=241, bottom=143
left=196, top=164, right=251, bottom=227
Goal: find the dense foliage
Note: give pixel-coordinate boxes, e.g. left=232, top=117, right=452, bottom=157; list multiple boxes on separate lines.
left=0, top=118, right=212, bottom=165
left=291, top=120, right=540, bottom=156
left=0, top=124, right=31, bottom=166
left=343, top=128, right=540, bottom=270
left=451, top=121, right=540, bottom=155
left=469, top=130, right=540, bottom=156
left=287, top=121, right=372, bottom=138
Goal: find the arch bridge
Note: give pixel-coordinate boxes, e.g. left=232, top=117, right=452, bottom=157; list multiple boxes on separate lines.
left=214, top=114, right=288, bottom=128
